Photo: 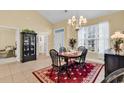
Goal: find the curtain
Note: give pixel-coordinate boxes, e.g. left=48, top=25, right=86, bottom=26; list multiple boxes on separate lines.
left=54, top=29, right=64, bottom=51
left=78, top=27, right=85, bottom=47
left=98, top=21, right=109, bottom=54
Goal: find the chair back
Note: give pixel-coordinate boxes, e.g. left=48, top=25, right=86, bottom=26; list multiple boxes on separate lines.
left=49, top=49, right=60, bottom=66
left=78, top=46, right=85, bottom=51
left=80, top=48, right=88, bottom=63
left=59, top=47, right=66, bottom=53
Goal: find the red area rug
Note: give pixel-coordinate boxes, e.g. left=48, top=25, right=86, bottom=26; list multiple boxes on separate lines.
left=33, top=61, right=103, bottom=83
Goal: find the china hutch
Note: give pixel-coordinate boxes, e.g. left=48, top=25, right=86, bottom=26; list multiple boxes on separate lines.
left=21, top=32, right=37, bottom=62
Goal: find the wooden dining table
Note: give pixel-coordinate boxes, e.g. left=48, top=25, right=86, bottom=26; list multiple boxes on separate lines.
left=59, top=51, right=82, bottom=62
left=58, top=51, right=82, bottom=77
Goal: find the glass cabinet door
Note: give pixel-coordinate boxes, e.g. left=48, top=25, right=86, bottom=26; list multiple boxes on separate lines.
left=24, top=34, right=30, bottom=57
left=30, top=34, right=36, bottom=56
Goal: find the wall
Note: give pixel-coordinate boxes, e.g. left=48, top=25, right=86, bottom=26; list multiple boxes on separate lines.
left=86, top=11, right=124, bottom=36
left=0, top=10, right=53, bottom=51
left=53, top=20, right=77, bottom=48
left=0, top=28, right=16, bottom=50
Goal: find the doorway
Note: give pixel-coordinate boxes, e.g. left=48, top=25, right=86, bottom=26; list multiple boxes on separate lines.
left=0, top=25, right=20, bottom=64
left=54, top=28, right=64, bottom=51
left=37, top=32, right=49, bottom=56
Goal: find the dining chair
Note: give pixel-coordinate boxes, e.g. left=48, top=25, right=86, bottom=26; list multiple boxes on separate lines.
left=49, top=49, right=66, bottom=82
left=59, top=47, right=67, bottom=61
left=59, top=47, right=66, bottom=53
left=75, top=48, right=88, bottom=68
left=102, top=68, right=124, bottom=83
left=78, top=46, right=86, bottom=51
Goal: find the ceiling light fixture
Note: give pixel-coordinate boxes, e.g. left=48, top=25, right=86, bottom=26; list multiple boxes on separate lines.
left=67, top=11, right=87, bottom=31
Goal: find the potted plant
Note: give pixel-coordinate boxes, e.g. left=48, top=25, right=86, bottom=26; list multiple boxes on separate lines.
left=69, top=38, right=77, bottom=50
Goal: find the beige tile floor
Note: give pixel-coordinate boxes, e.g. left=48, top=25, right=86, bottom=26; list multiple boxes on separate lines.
left=0, top=55, right=104, bottom=83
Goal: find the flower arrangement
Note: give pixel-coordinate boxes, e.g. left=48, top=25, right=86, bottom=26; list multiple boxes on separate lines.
left=111, top=32, right=124, bottom=54
left=69, top=38, right=77, bottom=50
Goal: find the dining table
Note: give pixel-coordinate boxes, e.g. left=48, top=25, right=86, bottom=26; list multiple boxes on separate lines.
left=59, top=51, right=82, bottom=61
left=58, top=51, right=82, bottom=77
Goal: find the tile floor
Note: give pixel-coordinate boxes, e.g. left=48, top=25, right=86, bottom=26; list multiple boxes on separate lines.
left=0, top=55, right=104, bottom=83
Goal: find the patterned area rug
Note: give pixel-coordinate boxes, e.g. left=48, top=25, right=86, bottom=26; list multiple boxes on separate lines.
left=33, top=62, right=103, bottom=83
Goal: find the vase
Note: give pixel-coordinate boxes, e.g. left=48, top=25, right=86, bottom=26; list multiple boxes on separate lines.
left=114, top=43, right=121, bottom=55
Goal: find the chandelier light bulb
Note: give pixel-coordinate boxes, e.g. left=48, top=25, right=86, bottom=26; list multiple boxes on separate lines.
left=76, top=26, right=79, bottom=29
left=80, top=16, right=84, bottom=20
left=72, top=16, right=76, bottom=22
left=83, top=18, right=87, bottom=24
left=79, top=21, right=82, bottom=26
left=68, top=19, right=72, bottom=25
left=72, top=16, right=76, bottom=19
left=79, top=18, right=83, bottom=23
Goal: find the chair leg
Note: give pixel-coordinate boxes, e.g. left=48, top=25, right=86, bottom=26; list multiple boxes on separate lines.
left=57, top=68, right=61, bottom=83
left=57, top=72, right=60, bottom=83
left=65, top=65, right=71, bottom=79
left=50, top=68, right=54, bottom=77
left=81, top=62, right=85, bottom=69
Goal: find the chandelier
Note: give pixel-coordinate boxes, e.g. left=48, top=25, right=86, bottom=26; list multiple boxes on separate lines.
left=68, top=16, right=87, bottom=31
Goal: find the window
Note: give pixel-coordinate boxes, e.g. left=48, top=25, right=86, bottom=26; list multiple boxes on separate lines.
left=78, top=21, right=109, bottom=54
left=54, top=28, right=64, bottom=51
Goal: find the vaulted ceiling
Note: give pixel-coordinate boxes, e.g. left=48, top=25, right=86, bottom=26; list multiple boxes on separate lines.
left=38, top=10, right=119, bottom=24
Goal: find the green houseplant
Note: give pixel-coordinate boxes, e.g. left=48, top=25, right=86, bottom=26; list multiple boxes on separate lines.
left=22, top=29, right=35, bottom=33
left=69, top=38, right=77, bottom=50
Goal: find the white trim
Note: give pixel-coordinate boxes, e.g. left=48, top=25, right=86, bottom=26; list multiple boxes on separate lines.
left=37, top=32, right=49, bottom=56
left=53, top=27, right=65, bottom=32
left=16, top=28, right=20, bottom=62
left=0, top=25, right=20, bottom=62
left=53, top=27, right=65, bottom=38
left=0, top=25, right=18, bottom=29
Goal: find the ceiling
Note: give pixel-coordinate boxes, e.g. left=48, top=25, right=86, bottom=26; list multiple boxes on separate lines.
left=38, top=10, right=119, bottom=24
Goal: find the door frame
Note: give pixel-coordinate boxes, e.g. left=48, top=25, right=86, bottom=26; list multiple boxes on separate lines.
left=53, top=27, right=65, bottom=50
left=0, top=25, right=20, bottom=62
left=37, top=32, right=49, bottom=56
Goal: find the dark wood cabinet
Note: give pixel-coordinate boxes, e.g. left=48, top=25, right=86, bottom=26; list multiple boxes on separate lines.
left=21, top=32, right=37, bottom=62
left=104, top=50, right=124, bottom=77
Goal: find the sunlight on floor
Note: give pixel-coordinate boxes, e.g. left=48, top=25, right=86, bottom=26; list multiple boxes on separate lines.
left=0, top=57, right=17, bottom=64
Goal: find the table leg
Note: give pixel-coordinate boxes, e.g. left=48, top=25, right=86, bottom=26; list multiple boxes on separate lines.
left=65, top=57, right=71, bottom=79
